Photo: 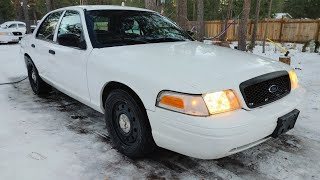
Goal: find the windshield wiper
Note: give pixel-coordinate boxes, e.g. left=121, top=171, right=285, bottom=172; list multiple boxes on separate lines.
left=147, top=37, right=186, bottom=43
left=122, top=37, right=149, bottom=45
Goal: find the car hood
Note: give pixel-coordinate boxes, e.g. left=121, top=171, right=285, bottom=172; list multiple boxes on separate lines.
left=93, top=41, right=291, bottom=94
left=0, top=28, right=11, bottom=32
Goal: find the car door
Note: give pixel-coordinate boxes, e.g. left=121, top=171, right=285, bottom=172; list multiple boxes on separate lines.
left=31, top=11, right=63, bottom=80
left=7, top=23, right=18, bottom=32
left=17, top=23, right=26, bottom=34
left=47, top=10, right=91, bottom=103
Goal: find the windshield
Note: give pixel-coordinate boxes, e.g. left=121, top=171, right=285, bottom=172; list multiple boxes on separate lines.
left=85, top=10, right=193, bottom=48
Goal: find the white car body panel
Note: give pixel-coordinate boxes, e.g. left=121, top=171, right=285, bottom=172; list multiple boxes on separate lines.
left=20, top=5, right=305, bottom=159
left=0, top=34, right=19, bottom=43
left=87, top=41, right=292, bottom=112
left=148, top=87, right=305, bottom=159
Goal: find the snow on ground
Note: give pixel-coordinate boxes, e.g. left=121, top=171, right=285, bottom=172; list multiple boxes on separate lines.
left=0, top=42, right=319, bottom=180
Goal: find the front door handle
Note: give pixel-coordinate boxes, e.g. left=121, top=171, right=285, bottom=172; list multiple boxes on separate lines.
left=31, top=44, right=35, bottom=48
left=49, top=50, right=55, bottom=55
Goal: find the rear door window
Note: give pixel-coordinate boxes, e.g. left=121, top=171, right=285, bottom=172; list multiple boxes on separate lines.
left=18, top=24, right=26, bottom=28
left=36, top=11, right=63, bottom=42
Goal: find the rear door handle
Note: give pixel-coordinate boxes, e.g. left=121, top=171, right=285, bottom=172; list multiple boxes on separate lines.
left=31, top=44, right=35, bottom=48
left=49, top=50, right=55, bottom=55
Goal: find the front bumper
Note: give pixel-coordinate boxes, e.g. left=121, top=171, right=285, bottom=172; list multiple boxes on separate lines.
left=147, top=86, right=306, bottom=159
left=0, top=35, right=20, bottom=43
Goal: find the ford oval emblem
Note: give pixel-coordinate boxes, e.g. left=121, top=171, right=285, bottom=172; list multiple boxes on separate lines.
left=268, top=85, right=279, bottom=93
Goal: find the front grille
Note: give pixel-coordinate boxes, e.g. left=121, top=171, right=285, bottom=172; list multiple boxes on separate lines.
left=240, top=71, right=291, bottom=108
left=13, top=32, right=22, bottom=36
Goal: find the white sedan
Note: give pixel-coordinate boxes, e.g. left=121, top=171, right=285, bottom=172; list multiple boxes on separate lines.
left=20, top=5, right=305, bottom=159
left=0, top=21, right=26, bottom=43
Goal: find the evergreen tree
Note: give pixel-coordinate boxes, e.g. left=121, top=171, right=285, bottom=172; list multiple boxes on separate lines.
left=283, top=0, right=320, bottom=19
left=0, top=0, right=15, bottom=22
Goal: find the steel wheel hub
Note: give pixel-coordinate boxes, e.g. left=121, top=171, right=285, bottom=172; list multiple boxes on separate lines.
left=119, top=114, right=131, bottom=134
left=31, top=69, right=37, bottom=83
left=113, top=102, right=138, bottom=145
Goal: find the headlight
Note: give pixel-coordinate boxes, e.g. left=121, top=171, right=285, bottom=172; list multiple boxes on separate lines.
left=0, top=32, right=12, bottom=36
left=203, top=90, right=241, bottom=115
left=288, top=70, right=298, bottom=90
left=156, top=91, right=209, bottom=116
left=156, top=90, right=241, bottom=116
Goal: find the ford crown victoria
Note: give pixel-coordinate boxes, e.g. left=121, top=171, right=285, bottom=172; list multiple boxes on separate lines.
left=20, top=5, right=305, bottom=159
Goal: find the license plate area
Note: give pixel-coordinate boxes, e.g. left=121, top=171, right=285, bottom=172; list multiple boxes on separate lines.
left=271, top=109, right=300, bottom=138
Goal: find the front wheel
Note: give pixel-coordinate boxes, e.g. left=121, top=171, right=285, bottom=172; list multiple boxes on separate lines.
left=105, top=89, right=156, bottom=158
left=26, top=58, right=51, bottom=95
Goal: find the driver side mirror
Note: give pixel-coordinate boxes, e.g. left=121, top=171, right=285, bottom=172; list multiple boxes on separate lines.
left=57, top=33, right=86, bottom=49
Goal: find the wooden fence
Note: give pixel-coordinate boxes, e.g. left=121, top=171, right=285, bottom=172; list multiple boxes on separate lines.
left=188, top=19, right=320, bottom=43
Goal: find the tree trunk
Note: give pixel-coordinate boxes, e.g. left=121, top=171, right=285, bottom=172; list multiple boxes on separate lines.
left=262, top=0, right=273, bottom=53
left=237, top=0, right=251, bottom=51
left=193, top=0, right=196, bottom=21
left=249, top=0, right=261, bottom=51
left=33, top=7, right=37, bottom=22
left=14, top=0, right=22, bottom=21
left=145, top=0, right=159, bottom=11
left=46, top=0, right=52, bottom=12
left=196, top=0, right=204, bottom=41
left=51, top=0, right=55, bottom=9
left=176, top=0, right=188, bottom=30
left=22, top=0, right=31, bottom=34
left=220, top=0, right=233, bottom=42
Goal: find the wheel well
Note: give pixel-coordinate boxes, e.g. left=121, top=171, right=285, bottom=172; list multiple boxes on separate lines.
left=24, top=53, right=31, bottom=59
left=24, top=53, right=32, bottom=67
left=102, top=82, right=146, bottom=111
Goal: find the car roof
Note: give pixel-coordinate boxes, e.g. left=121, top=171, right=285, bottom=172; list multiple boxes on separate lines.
left=56, top=5, right=154, bottom=13
left=2, top=21, right=26, bottom=25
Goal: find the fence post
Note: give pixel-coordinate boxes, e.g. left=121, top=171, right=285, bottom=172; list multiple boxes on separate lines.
left=279, top=17, right=284, bottom=42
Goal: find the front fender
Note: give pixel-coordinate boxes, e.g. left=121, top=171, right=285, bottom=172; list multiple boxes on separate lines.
left=87, top=49, right=198, bottom=113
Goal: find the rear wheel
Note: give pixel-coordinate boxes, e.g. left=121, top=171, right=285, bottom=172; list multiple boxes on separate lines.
left=105, top=89, right=156, bottom=158
left=26, top=57, right=51, bottom=95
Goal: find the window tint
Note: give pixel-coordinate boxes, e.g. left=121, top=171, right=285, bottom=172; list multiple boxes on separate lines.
left=18, top=24, right=26, bottom=28
left=93, top=16, right=109, bottom=31
left=36, top=11, right=62, bottom=41
left=8, top=24, right=17, bottom=28
left=57, top=10, right=85, bottom=48
left=124, top=19, right=143, bottom=35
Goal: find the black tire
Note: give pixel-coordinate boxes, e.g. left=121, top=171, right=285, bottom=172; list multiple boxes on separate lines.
left=105, top=89, right=156, bottom=158
left=26, top=57, right=51, bottom=95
